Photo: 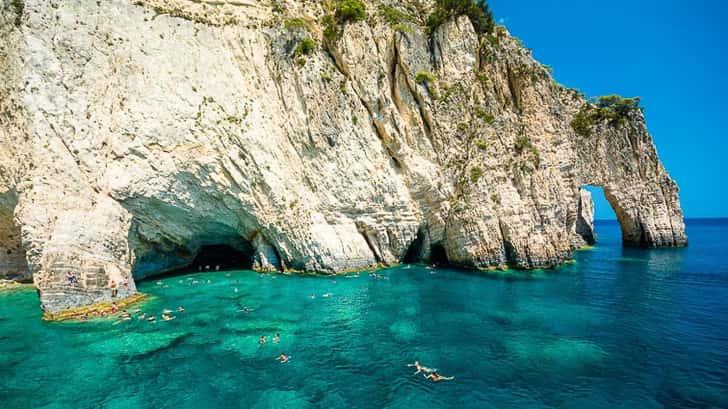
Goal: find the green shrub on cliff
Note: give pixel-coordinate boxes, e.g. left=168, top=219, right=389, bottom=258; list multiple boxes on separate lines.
left=295, top=38, right=317, bottom=56
left=415, top=71, right=436, bottom=85
left=322, top=0, right=367, bottom=42
left=570, top=110, right=593, bottom=137
left=571, top=95, right=642, bottom=136
left=426, top=0, right=494, bottom=35
left=336, top=0, right=367, bottom=23
left=284, top=18, right=306, bottom=31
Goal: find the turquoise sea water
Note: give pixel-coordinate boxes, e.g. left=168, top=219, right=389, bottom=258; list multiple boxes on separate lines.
left=1, top=219, right=727, bottom=408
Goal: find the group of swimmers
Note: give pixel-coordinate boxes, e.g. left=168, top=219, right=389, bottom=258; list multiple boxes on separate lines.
left=408, top=360, right=455, bottom=383
left=258, top=333, right=289, bottom=364
left=117, top=306, right=184, bottom=323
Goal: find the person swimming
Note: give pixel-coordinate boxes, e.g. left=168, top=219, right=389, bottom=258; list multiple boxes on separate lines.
left=424, top=371, right=454, bottom=382
left=273, top=333, right=280, bottom=343
left=138, top=313, right=146, bottom=320
left=408, top=360, right=436, bottom=375
left=177, top=306, right=185, bottom=313
left=259, top=335, right=267, bottom=345
left=147, top=316, right=156, bottom=322
left=162, top=313, right=175, bottom=321
left=276, top=353, right=289, bottom=364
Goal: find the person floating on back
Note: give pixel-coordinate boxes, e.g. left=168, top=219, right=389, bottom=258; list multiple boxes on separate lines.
left=424, top=371, right=454, bottom=383
left=408, top=360, right=436, bottom=375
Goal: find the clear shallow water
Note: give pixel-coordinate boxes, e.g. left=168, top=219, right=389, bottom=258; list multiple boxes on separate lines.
left=1, top=220, right=727, bottom=409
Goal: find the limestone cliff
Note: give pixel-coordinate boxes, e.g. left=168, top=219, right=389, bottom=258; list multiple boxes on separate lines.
left=0, top=0, right=687, bottom=314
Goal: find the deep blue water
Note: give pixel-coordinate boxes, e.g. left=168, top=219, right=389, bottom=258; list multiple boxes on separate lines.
left=1, top=219, right=727, bottom=408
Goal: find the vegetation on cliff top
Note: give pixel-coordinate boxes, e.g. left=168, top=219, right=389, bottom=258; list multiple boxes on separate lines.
left=323, top=0, right=367, bottom=41
left=571, top=95, right=643, bottom=137
left=426, top=0, right=495, bottom=34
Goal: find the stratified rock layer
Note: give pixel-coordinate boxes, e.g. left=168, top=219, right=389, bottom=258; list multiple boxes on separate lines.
left=0, top=0, right=686, bottom=313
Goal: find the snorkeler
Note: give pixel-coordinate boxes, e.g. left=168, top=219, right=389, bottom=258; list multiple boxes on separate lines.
left=424, top=371, right=454, bottom=382
left=408, top=361, right=436, bottom=375
left=276, top=353, right=289, bottom=364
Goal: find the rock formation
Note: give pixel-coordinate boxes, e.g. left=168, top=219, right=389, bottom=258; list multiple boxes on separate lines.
left=0, top=0, right=687, bottom=314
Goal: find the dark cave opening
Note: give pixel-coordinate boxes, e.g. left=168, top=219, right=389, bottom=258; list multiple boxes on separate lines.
left=135, top=240, right=256, bottom=281
left=403, top=228, right=426, bottom=263
left=190, top=244, right=254, bottom=272
left=429, top=243, right=449, bottom=267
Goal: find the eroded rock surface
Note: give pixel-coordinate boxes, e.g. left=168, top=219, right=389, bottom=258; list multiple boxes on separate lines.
left=0, top=0, right=687, bottom=313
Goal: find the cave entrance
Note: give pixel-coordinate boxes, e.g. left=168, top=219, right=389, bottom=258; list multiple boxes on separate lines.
left=191, top=244, right=253, bottom=272
left=130, top=218, right=258, bottom=280
left=0, top=189, right=31, bottom=282
left=429, top=242, right=450, bottom=267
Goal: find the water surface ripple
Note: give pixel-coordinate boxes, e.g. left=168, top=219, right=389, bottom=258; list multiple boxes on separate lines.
left=1, top=220, right=727, bottom=408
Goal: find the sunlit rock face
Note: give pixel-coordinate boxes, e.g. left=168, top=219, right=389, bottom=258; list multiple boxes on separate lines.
left=0, top=0, right=686, bottom=313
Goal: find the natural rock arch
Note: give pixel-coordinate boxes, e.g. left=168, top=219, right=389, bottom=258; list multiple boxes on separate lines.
left=574, top=112, right=687, bottom=248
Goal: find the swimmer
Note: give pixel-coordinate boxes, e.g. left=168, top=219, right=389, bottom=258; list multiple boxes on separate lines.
left=424, top=371, right=454, bottom=382
left=322, top=292, right=332, bottom=298
left=276, top=353, right=289, bottom=364
left=259, top=335, right=267, bottom=345
left=147, top=316, right=156, bottom=322
left=408, top=360, right=436, bottom=375
left=177, top=306, right=185, bottom=313
left=273, top=333, right=280, bottom=343
left=133, top=308, right=141, bottom=313
left=238, top=305, right=253, bottom=313
left=138, top=313, right=146, bottom=320
left=234, top=288, right=238, bottom=293
left=162, top=313, right=175, bottom=321
left=156, top=281, right=163, bottom=286
left=309, top=294, right=316, bottom=299
left=163, top=309, right=173, bottom=314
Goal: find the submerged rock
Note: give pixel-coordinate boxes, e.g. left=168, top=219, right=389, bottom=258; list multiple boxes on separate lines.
left=0, top=1, right=686, bottom=313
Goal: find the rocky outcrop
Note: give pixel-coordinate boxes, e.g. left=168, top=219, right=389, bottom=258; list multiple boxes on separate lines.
left=574, top=189, right=596, bottom=246
left=0, top=0, right=687, bottom=314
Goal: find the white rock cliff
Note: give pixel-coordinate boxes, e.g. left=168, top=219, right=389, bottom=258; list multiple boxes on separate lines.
left=0, top=0, right=687, bottom=314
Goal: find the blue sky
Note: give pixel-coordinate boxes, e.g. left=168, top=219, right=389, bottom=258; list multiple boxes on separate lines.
left=488, top=0, right=728, bottom=219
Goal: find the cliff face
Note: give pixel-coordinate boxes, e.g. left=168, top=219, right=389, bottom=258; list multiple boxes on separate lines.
left=0, top=0, right=687, bottom=314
